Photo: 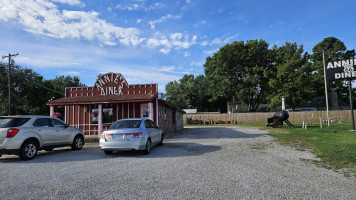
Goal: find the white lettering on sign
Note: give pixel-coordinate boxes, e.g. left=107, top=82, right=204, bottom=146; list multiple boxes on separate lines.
left=327, top=58, right=356, bottom=69
left=94, top=73, right=128, bottom=96
left=334, top=71, right=356, bottom=79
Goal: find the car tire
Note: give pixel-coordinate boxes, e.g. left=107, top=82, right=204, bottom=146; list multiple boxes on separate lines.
left=143, top=139, right=151, bottom=154
left=19, top=140, right=38, bottom=160
left=104, top=151, right=113, bottom=155
left=71, top=135, right=84, bottom=150
left=158, top=133, right=164, bottom=146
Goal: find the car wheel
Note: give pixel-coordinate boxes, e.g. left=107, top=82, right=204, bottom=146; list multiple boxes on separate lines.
left=158, top=133, right=164, bottom=146
left=143, top=139, right=151, bottom=154
left=71, top=135, right=84, bottom=150
left=19, top=140, right=38, bottom=160
left=104, top=151, right=113, bottom=155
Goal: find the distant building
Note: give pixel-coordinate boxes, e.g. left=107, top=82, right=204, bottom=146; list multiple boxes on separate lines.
left=227, top=100, right=268, bottom=113
left=295, top=92, right=350, bottom=111
left=183, top=109, right=197, bottom=114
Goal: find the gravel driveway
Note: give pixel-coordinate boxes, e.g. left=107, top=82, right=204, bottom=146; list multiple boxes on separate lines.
left=1, top=126, right=356, bottom=199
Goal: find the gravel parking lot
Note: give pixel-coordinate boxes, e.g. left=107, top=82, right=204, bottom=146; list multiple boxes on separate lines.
left=1, top=126, right=356, bottom=199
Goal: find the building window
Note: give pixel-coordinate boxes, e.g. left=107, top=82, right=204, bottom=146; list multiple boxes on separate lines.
left=91, top=109, right=98, bottom=124
left=91, top=108, right=113, bottom=124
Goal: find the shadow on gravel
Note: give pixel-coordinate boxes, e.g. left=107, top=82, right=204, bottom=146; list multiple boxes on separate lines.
left=0, top=142, right=220, bottom=163
left=170, top=127, right=268, bottom=140
left=106, top=142, right=221, bottom=158
left=0, top=147, right=106, bottom=163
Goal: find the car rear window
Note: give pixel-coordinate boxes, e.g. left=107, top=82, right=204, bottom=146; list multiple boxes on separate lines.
left=109, top=120, right=142, bottom=129
left=0, top=117, right=30, bottom=128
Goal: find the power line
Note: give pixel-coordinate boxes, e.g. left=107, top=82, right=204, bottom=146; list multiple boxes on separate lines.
left=11, top=68, right=65, bottom=96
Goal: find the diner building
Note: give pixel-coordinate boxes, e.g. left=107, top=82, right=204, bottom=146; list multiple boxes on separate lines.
left=46, top=72, right=184, bottom=136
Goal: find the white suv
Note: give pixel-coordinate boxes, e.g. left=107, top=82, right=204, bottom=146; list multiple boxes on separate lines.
left=0, top=115, right=84, bottom=160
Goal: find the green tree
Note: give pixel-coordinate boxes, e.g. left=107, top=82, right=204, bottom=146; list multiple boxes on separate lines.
left=0, top=63, right=84, bottom=115
left=166, top=74, right=204, bottom=110
left=204, top=39, right=275, bottom=112
left=311, top=37, right=355, bottom=98
left=267, top=42, right=315, bottom=111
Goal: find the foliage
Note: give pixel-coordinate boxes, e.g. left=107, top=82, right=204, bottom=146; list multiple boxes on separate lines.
left=204, top=39, right=275, bottom=112
left=165, top=74, right=214, bottom=111
left=0, top=63, right=84, bottom=115
left=267, top=42, right=315, bottom=111
left=310, top=37, right=355, bottom=98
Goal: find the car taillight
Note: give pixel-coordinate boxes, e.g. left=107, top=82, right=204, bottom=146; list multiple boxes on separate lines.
left=7, top=128, right=20, bottom=138
left=124, top=132, right=142, bottom=138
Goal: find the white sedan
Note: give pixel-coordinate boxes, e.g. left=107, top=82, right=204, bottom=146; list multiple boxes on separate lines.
left=99, top=118, right=164, bottom=155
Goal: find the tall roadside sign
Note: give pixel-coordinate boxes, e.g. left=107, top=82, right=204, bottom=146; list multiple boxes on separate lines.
left=325, top=58, right=356, bottom=130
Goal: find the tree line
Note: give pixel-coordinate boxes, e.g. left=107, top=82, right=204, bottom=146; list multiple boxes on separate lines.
left=165, top=37, right=355, bottom=112
left=0, top=63, right=84, bottom=116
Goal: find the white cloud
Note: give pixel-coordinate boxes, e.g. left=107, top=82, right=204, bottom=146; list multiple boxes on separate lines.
left=116, top=3, right=141, bottom=11
left=186, top=0, right=191, bottom=3
left=146, top=3, right=165, bottom=10
left=149, top=14, right=182, bottom=29
left=194, top=20, right=206, bottom=27
left=58, top=71, right=80, bottom=76
left=136, top=19, right=142, bottom=24
left=152, top=66, right=191, bottom=75
left=191, top=61, right=204, bottom=67
left=51, top=0, right=85, bottom=7
left=204, top=48, right=219, bottom=55
left=223, top=33, right=239, bottom=44
left=153, top=66, right=175, bottom=72
left=0, top=0, right=145, bottom=47
left=145, top=32, right=197, bottom=53
left=200, top=41, right=209, bottom=46
left=210, top=38, right=222, bottom=45
left=184, top=52, right=190, bottom=57
left=159, top=48, right=171, bottom=54
left=116, top=2, right=164, bottom=11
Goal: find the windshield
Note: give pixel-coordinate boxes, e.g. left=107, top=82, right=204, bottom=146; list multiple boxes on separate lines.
left=109, top=120, right=142, bottom=129
left=0, top=117, right=30, bottom=128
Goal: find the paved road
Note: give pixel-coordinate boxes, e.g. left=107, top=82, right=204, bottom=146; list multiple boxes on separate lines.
left=1, top=126, right=356, bottom=199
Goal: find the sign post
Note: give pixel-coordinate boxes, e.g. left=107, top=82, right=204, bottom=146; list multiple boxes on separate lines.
left=348, top=79, right=355, bottom=130
left=325, top=58, right=356, bottom=130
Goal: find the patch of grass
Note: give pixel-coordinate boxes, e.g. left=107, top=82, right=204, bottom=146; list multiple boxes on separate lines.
left=185, top=121, right=356, bottom=175
left=266, top=122, right=356, bottom=175
left=249, top=142, right=272, bottom=150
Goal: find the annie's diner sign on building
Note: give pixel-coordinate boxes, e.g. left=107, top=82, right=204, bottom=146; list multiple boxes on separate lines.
left=325, top=58, right=356, bottom=81
left=95, top=73, right=128, bottom=96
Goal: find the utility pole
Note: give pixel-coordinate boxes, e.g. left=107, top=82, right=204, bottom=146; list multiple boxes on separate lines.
left=2, top=53, right=19, bottom=116
left=322, top=50, right=330, bottom=126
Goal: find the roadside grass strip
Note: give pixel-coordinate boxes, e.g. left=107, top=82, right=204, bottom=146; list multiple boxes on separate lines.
left=237, top=122, right=356, bottom=175
left=187, top=122, right=356, bottom=176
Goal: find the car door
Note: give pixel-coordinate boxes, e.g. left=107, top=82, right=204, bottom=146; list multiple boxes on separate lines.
left=147, top=120, right=160, bottom=143
left=50, top=118, right=72, bottom=144
left=144, top=120, right=154, bottom=141
left=33, top=118, right=57, bottom=146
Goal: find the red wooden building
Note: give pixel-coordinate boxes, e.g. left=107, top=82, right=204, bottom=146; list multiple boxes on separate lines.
left=46, top=72, right=184, bottom=136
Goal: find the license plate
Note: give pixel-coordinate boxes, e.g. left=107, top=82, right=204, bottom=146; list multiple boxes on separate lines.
left=112, top=134, right=118, bottom=139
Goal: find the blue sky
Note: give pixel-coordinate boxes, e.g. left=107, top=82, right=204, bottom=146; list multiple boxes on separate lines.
left=0, top=0, right=355, bottom=92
